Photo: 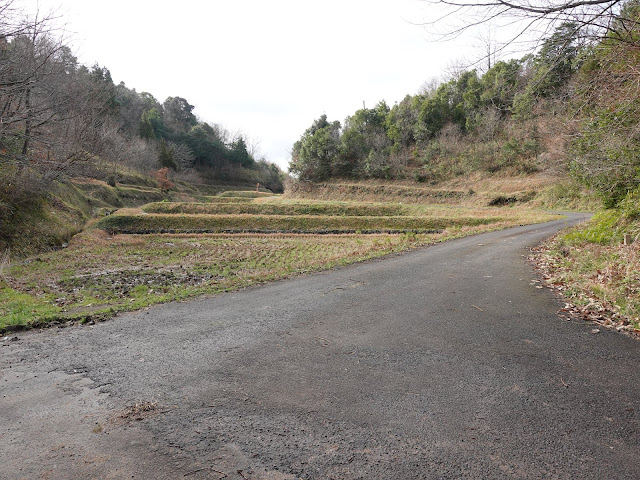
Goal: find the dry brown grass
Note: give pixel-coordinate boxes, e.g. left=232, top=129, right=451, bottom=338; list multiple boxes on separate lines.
left=285, top=175, right=599, bottom=211
left=111, top=207, right=144, bottom=216
left=436, top=171, right=566, bottom=194
left=284, top=176, right=567, bottom=207
left=286, top=173, right=561, bottom=193
left=110, top=401, right=160, bottom=424
left=534, top=238, right=640, bottom=332
left=0, top=249, right=10, bottom=278
left=93, top=211, right=524, bottom=235
left=69, top=177, right=111, bottom=186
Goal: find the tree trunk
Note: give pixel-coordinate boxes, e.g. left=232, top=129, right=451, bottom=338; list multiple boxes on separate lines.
left=21, top=85, right=30, bottom=155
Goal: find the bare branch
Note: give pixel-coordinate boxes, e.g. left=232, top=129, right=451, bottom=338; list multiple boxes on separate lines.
left=420, top=0, right=632, bottom=48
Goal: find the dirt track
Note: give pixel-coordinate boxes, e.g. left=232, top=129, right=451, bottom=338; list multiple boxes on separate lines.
left=3, top=212, right=640, bottom=479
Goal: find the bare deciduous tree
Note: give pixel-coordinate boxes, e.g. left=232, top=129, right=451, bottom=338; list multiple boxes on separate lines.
left=0, top=1, right=118, bottom=177
left=0, top=3, right=64, bottom=158
left=422, top=0, right=633, bottom=50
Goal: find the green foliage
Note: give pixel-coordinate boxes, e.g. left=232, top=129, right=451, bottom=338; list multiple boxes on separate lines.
left=289, top=49, right=550, bottom=183
left=162, top=96, right=197, bottom=134
left=563, top=187, right=640, bottom=245
left=290, top=115, right=341, bottom=181
left=185, top=124, right=227, bottom=166
left=567, top=7, right=640, bottom=207
left=605, top=0, right=640, bottom=46
left=511, top=90, right=536, bottom=120
left=340, top=102, right=392, bottom=178
left=158, top=140, right=177, bottom=169
left=480, top=59, right=524, bottom=112
left=535, top=22, right=583, bottom=95
left=386, top=95, right=419, bottom=149
left=285, top=6, right=640, bottom=210
left=563, top=209, right=623, bottom=244
left=255, top=159, right=285, bottom=193
left=139, top=107, right=165, bottom=140
left=229, top=137, right=254, bottom=168
left=413, top=72, right=482, bottom=144
left=416, top=91, right=448, bottom=142
left=571, top=105, right=640, bottom=207
left=0, top=285, right=61, bottom=330
left=510, top=24, right=583, bottom=121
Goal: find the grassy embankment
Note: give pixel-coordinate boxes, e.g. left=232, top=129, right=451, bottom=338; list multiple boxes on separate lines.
left=533, top=188, right=640, bottom=333
left=0, top=185, right=560, bottom=333
left=0, top=167, right=172, bottom=257
left=0, top=168, right=274, bottom=258
left=284, top=173, right=600, bottom=211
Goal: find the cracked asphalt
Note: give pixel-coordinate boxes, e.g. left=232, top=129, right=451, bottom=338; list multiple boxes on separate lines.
left=3, top=212, right=640, bottom=479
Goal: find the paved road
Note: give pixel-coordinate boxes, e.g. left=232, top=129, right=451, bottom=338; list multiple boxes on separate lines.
left=3, top=212, right=640, bottom=479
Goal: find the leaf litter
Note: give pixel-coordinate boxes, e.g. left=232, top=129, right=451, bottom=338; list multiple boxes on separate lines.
left=531, top=237, right=640, bottom=338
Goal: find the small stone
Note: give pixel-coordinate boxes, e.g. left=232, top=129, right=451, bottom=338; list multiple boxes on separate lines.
left=591, top=328, right=600, bottom=334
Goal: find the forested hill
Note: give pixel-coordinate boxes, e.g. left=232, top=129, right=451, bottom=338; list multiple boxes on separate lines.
left=290, top=7, right=640, bottom=209
left=112, top=87, right=282, bottom=192
left=0, top=3, right=284, bottom=206
left=0, top=39, right=283, bottom=192
left=0, top=1, right=285, bottom=253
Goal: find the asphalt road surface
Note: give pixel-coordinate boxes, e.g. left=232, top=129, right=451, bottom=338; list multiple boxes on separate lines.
left=3, top=212, right=640, bottom=479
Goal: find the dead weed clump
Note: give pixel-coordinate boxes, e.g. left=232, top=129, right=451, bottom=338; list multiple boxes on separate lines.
left=0, top=249, right=10, bottom=278
left=68, top=229, right=111, bottom=247
left=110, top=401, right=160, bottom=424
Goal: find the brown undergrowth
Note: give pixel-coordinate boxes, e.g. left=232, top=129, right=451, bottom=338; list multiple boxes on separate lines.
left=531, top=237, right=640, bottom=336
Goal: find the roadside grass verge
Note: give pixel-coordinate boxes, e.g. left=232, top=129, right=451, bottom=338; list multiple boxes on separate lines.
left=1, top=211, right=558, bottom=333
left=93, top=213, right=507, bottom=234
left=532, top=190, right=640, bottom=333
left=0, top=285, right=62, bottom=329
left=0, top=230, right=446, bottom=332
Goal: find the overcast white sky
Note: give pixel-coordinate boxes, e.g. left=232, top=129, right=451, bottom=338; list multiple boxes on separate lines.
left=22, top=0, right=497, bottom=170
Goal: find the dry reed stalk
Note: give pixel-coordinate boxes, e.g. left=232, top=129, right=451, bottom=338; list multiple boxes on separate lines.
left=0, top=249, right=10, bottom=278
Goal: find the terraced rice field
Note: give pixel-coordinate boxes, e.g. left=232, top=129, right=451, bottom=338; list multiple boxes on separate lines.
left=217, top=190, right=277, bottom=198
left=0, top=191, right=560, bottom=332
left=95, top=212, right=502, bottom=235
left=200, top=196, right=254, bottom=203
left=142, top=201, right=408, bottom=216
